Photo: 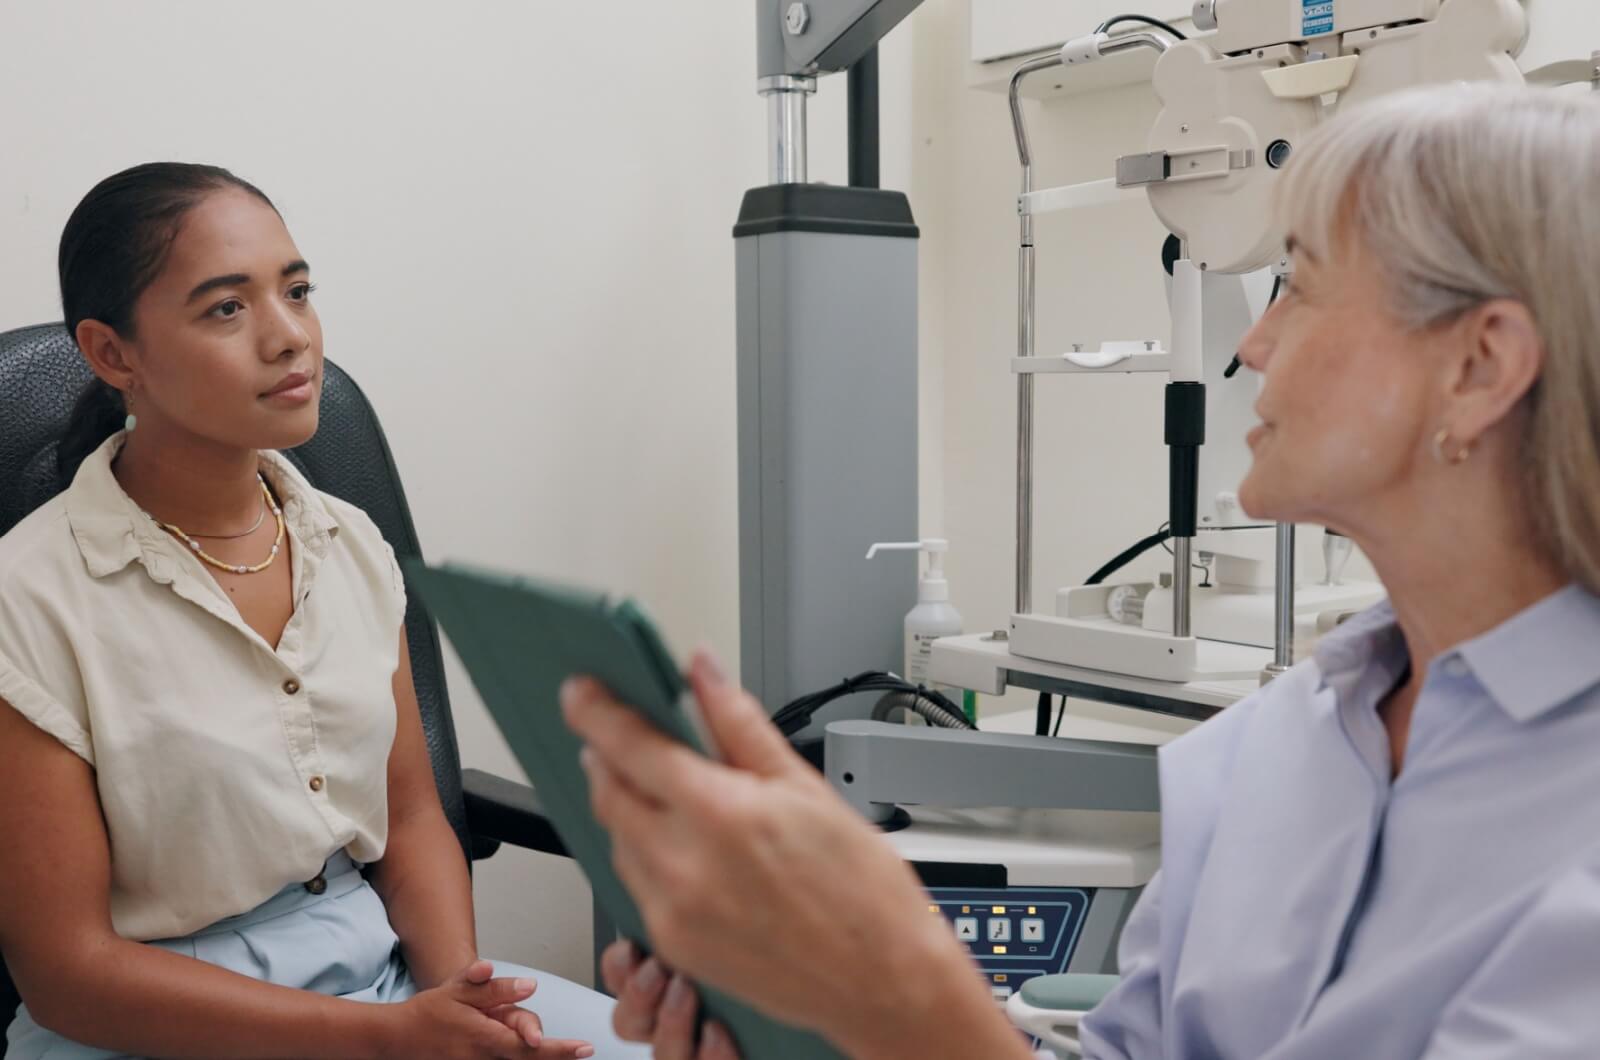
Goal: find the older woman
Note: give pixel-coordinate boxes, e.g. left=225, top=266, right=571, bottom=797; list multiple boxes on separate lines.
left=562, top=82, right=1600, bottom=1059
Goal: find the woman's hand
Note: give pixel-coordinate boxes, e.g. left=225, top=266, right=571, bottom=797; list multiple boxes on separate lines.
left=384, top=959, right=596, bottom=1059
left=600, top=940, right=740, bottom=1060
left=562, top=653, right=1014, bottom=1060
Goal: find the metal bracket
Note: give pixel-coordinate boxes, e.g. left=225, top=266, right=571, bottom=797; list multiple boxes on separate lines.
left=1116, top=151, right=1172, bottom=188
left=1013, top=340, right=1170, bottom=376
left=1117, top=147, right=1253, bottom=189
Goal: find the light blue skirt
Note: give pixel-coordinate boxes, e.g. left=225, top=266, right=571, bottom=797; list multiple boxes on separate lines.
left=5, top=854, right=647, bottom=1059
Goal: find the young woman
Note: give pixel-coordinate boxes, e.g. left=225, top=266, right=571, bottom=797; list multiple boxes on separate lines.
left=0, top=163, right=645, bottom=1060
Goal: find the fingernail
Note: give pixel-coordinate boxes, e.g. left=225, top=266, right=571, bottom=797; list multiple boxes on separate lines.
left=560, top=677, right=582, bottom=711
left=575, top=1048, right=595, bottom=1059
left=666, top=973, right=693, bottom=1012
left=693, top=650, right=728, bottom=688
left=578, top=746, right=597, bottom=775
left=704, top=1022, right=730, bottom=1053
left=513, top=977, right=535, bottom=994
left=636, top=957, right=665, bottom=994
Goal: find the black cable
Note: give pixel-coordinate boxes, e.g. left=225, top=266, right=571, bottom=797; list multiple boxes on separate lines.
left=1224, top=274, right=1284, bottom=379
left=1052, top=696, right=1067, bottom=738
left=772, top=672, right=974, bottom=737
left=1034, top=691, right=1052, bottom=736
left=1095, top=14, right=1188, bottom=40
left=1086, top=528, right=1174, bottom=586
left=1155, top=519, right=1211, bottom=582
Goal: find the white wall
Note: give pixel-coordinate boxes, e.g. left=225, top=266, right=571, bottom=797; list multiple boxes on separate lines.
left=0, top=0, right=912, bottom=983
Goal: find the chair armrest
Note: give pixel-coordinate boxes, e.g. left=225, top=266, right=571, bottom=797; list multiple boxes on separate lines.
left=1019, top=972, right=1121, bottom=1012
left=1007, top=973, right=1121, bottom=1058
left=462, top=767, right=570, bottom=861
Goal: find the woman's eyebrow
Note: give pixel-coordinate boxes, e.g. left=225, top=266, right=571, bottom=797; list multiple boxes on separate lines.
left=186, top=260, right=310, bottom=303
left=186, top=272, right=250, bottom=303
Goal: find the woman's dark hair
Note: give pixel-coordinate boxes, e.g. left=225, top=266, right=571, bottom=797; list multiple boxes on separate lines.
left=56, top=162, right=277, bottom=482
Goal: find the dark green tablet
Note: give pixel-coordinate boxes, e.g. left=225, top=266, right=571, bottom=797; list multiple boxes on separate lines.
left=403, top=559, right=847, bottom=1060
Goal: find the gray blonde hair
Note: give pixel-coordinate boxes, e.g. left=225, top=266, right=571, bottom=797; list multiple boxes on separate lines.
left=1275, top=83, right=1600, bottom=594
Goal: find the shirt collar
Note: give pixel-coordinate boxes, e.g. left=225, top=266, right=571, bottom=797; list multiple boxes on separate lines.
left=1455, top=585, right=1600, bottom=723
left=64, top=432, right=340, bottom=580
left=1312, top=599, right=1408, bottom=707
left=1312, top=587, right=1600, bottom=725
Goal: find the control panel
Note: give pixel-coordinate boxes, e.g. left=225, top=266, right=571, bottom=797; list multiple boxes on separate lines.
left=926, top=886, right=1092, bottom=1004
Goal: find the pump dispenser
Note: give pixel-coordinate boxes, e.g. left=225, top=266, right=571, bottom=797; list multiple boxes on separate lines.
left=865, top=539, right=964, bottom=694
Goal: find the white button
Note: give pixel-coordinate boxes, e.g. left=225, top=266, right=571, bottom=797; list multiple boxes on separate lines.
left=1444, top=658, right=1469, bottom=678
left=954, top=917, right=978, bottom=942
left=988, top=918, right=1012, bottom=942
left=1022, top=918, right=1045, bottom=942
left=991, top=986, right=1013, bottom=1002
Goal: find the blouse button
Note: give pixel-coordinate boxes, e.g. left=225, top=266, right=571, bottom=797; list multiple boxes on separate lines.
left=305, top=874, right=327, bottom=895
left=283, top=679, right=301, bottom=695
left=309, top=775, right=325, bottom=792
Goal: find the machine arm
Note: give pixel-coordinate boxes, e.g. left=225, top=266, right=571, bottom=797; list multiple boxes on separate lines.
left=824, top=721, right=1159, bottom=825
left=757, top=0, right=924, bottom=77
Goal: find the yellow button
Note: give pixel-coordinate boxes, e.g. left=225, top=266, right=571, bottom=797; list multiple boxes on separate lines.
left=283, top=679, right=301, bottom=695
left=309, top=776, right=325, bottom=792
left=992, top=906, right=1006, bottom=914
left=992, top=945, right=1007, bottom=954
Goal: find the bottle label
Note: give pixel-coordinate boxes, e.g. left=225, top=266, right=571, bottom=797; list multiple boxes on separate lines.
left=908, top=632, right=936, bottom=682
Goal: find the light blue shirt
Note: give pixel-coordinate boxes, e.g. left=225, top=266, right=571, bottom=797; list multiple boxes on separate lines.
left=1080, top=586, right=1600, bottom=1059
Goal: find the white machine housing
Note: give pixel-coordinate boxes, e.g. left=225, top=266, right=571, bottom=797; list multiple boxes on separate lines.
left=1148, top=0, right=1527, bottom=275
left=993, top=0, right=1593, bottom=685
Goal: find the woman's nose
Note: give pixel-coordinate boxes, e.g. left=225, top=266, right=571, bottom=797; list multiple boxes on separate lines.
left=261, top=302, right=312, bottom=361
left=1236, top=308, right=1276, bottom=373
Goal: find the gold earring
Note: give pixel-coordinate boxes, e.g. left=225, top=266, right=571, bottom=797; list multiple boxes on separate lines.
left=1431, top=427, right=1472, bottom=466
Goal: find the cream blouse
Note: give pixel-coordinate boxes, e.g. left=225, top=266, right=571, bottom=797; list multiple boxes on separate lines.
left=0, top=432, right=403, bottom=941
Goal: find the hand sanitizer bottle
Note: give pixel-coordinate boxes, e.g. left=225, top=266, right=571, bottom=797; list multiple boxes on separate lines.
left=865, top=539, right=965, bottom=696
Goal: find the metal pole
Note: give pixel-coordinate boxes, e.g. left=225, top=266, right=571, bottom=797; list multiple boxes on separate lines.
left=1008, top=54, right=1062, bottom=618
left=1263, top=522, right=1296, bottom=681
left=1016, top=215, right=1036, bottom=615
left=759, top=75, right=816, bottom=185
left=1172, top=537, right=1192, bottom=637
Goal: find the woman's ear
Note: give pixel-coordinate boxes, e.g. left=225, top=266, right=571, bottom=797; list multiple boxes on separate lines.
left=1446, top=298, right=1544, bottom=446
left=74, top=320, right=138, bottom=391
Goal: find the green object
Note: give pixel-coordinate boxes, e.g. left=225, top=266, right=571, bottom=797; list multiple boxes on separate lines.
left=963, top=688, right=979, bottom=725
left=403, top=559, right=847, bottom=1060
left=1018, top=972, right=1122, bottom=1012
